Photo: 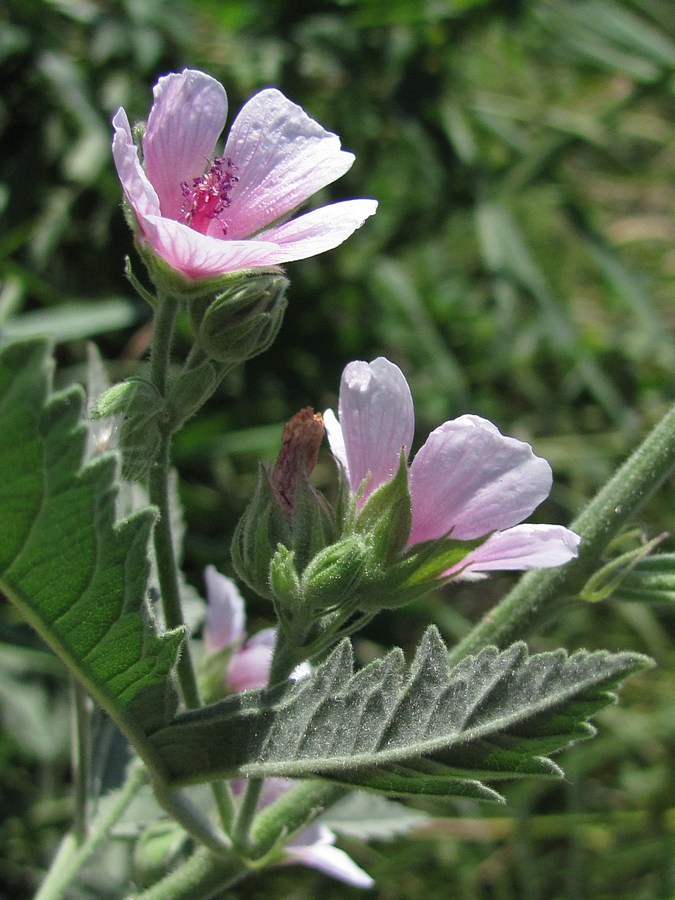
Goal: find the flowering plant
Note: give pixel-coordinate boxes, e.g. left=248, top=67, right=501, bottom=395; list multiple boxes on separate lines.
left=113, top=69, right=377, bottom=284
left=0, top=68, right=668, bottom=899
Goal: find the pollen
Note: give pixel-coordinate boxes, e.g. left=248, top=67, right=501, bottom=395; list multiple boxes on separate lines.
left=180, top=157, right=238, bottom=235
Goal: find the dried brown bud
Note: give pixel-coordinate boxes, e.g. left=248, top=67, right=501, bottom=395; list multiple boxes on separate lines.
left=271, top=407, right=325, bottom=519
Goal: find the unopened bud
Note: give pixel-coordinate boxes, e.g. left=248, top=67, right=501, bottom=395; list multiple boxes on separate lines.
left=193, top=273, right=288, bottom=365
left=271, top=408, right=325, bottom=519
left=232, top=407, right=335, bottom=602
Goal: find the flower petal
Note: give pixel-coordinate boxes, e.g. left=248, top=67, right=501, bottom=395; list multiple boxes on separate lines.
left=143, top=69, right=229, bottom=221
left=223, top=89, right=357, bottom=239
left=335, top=358, right=414, bottom=500
left=226, top=631, right=275, bottom=692
left=258, top=200, right=378, bottom=263
left=284, top=825, right=374, bottom=888
left=323, top=408, right=347, bottom=473
left=446, top=524, right=581, bottom=575
left=140, top=215, right=284, bottom=280
left=112, top=108, right=161, bottom=219
left=203, top=566, right=245, bottom=653
left=409, top=415, right=553, bottom=543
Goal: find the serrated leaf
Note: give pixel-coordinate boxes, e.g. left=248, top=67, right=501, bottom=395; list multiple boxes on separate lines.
left=150, top=627, right=650, bottom=799
left=0, top=339, right=181, bottom=747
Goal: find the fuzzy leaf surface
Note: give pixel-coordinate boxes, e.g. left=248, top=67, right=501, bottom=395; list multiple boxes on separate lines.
left=0, top=339, right=181, bottom=742
left=150, top=627, right=650, bottom=798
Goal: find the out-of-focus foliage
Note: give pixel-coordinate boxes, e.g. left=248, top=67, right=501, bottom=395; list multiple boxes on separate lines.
left=1, top=0, right=675, bottom=897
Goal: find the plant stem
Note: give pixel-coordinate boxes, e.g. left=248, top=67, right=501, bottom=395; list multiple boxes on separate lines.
left=249, top=780, right=346, bottom=861
left=232, top=778, right=264, bottom=853
left=129, top=846, right=248, bottom=900
left=448, top=401, right=675, bottom=664
left=146, top=293, right=236, bottom=831
left=149, top=293, right=179, bottom=396
left=35, top=763, right=148, bottom=900
left=147, top=293, right=199, bottom=709
left=148, top=431, right=201, bottom=709
left=70, top=678, right=90, bottom=844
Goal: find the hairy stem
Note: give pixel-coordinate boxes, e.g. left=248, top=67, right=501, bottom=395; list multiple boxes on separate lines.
left=35, top=763, right=147, bottom=900
left=129, top=846, right=248, bottom=900
left=146, top=293, right=236, bottom=831
left=70, top=678, right=90, bottom=844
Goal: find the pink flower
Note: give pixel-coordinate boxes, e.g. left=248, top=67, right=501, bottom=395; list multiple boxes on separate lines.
left=112, top=69, right=377, bottom=281
left=324, top=357, right=580, bottom=577
left=203, top=567, right=311, bottom=691
left=203, top=566, right=274, bottom=691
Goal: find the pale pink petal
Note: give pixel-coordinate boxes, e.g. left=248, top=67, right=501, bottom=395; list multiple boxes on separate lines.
left=257, top=200, right=379, bottom=263
left=203, top=566, right=245, bottom=653
left=285, top=825, right=374, bottom=888
left=223, top=89, right=357, bottom=239
left=139, top=215, right=284, bottom=280
left=409, top=415, right=553, bottom=544
left=112, top=109, right=161, bottom=219
left=226, top=628, right=275, bottom=692
left=323, top=409, right=347, bottom=472
left=336, top=358, right=414, bottom=501
left=445, top=524, right=581, bottom=575
left=143, top=70, right=229, bottom=220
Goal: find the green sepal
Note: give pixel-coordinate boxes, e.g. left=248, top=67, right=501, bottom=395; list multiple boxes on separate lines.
left=232, top=465, right=291, bottom=599
left=300, top=535, right=369, bottom=613
left=118, top=412, right=164, bottom=481
left=232, top=463, right=336, bottom=604
left=352, top=450, right=411, bottom=562
left=91, top=377, right=161, bottom=420
left=269, top=546, right=303, bottom=618
left=166, top=361, right=218, bottom=431
left=580, top=530, right=668, bottom=603
left=196, top=273, right=289, bottom=365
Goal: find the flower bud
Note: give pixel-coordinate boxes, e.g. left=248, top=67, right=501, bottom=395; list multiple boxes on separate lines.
left=192, top=272, right=289, bottom=365
left=299, top=535, right=369, bottom=613
left=232, top=408, right=335, bottom=601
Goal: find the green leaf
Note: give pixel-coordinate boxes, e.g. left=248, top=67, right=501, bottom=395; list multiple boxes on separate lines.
left=150, top=627, right=650, bottom=800
left=0, top=339, right=182, bottom=753
left=1, top=298, right=141, bottom=342
left=321, top=792, right=429, bottom=840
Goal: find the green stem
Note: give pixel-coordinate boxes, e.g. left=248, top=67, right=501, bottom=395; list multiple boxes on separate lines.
left=232, top=778, right=264, bottom=853
left=146, top=293, right=199, bottom=709
left=448, top=401, right=675, bottom=664
left=35, top=763, right=147, bottom=900
left=70, top=678, right=90, bottom=844
left=148, top=432, right=200, bottom=709
left=149, top=293, right=179, bottom=396
left=249, top=781, right=346, bottom=861
left=129, top=846, right=248, bottom=900
left=146, top=293, right=236, bottom=831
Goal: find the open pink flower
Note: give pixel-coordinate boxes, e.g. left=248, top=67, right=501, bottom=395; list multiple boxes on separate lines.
left=324, top=358, right=580, bottom=576
left=112, top=69, right=377, bottom=281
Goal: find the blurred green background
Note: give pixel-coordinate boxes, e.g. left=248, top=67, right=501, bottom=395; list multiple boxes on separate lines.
left=2, top=0, right=675, bottom=896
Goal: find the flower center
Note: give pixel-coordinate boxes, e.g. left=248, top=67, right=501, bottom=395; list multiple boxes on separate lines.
left=180, top=157, right=238, bottom=235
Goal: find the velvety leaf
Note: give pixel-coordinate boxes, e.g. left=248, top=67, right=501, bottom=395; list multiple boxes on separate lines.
left=150, top=626, right=650, bottom=799
left=0, top=339, right=181, bottom=741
